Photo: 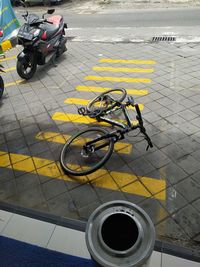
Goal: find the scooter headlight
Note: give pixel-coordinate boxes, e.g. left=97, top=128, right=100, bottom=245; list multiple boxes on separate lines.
left=33, top=29, right=41, bottom=37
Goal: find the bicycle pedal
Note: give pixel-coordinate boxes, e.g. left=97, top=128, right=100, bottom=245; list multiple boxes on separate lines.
left=128, top=96, right=134, bottom=105
left=78, top=107, right=86, bottom=115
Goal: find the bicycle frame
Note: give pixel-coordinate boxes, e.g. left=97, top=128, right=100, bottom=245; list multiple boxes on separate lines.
left=84, top=102, right=152, bottom=152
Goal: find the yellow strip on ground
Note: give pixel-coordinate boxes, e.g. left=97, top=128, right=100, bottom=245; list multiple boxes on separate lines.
left=93, top=66, right=154, bottom=73
left=76, top=85, right=148, bottom=96
left=85, top=76, right=151, bottom=83
left=5, top=79, right=25, bottom=88
left=64, top=98, right=144, bottom=111
left=35, top=131, right=133, bottom=154
left=3, top=67, right=16, bottom=73
left=0, top=151, right=165, bottom=200
left=0, top=56, right=17, bottom=62
left=99, top=58, right=156, bottom=65
left=52, top=112, right=138, bottom=126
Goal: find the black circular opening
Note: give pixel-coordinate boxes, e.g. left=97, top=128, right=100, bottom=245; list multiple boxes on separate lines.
left=101, top=213, right=139, bottom=251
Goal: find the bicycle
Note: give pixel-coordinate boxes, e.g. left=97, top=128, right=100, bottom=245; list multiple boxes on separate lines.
left=60, top=88, right=153, bottom=176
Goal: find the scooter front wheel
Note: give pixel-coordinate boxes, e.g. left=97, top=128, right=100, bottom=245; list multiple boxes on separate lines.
left=0, top=76, right=4, bottom=99
left=17, top=56, right=37, bottom=80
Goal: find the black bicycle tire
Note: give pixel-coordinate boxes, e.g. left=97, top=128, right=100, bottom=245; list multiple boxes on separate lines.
left=86, top=88, right=127, bottom=114
left=60, top=127, right=114, bottom=176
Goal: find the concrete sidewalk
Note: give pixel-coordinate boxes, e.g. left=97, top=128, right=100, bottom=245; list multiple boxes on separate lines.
left=0, top=38, right=200, bottom=255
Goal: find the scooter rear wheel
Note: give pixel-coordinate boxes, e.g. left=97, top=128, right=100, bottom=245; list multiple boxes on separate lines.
left=17, top=56, right=37, bottom=80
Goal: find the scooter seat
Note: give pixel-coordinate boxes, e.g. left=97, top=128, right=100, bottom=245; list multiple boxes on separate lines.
left=40, top=23, right=60, bottom=40
left=47, top=15, right=63, bottom=25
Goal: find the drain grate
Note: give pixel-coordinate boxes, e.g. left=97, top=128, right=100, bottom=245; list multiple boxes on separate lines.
left=152, top=36, right=176, bottom=42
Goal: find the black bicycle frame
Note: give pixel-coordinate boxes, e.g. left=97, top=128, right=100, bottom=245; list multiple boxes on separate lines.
left=85, top=103, right=143, bottom=151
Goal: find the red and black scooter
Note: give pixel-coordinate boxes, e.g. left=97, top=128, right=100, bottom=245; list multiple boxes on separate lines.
left=0, top=29, right=5, bottom=99
left=17, top=7, right=67, bottom=80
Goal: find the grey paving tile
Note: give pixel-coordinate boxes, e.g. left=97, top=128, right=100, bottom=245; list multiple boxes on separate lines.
left=177, top=155, right=200, bottom=175
left=7, top=137, right=27, bottom=153
left=151, top=132, right=173, bottom=149
left=191, top=149, right=200, bottom=161
left=145, top=150, right=171, bottom=169
left=156, top=217, right=190, bottom=243
left=191, top=170, right=200, bottom=185
left=47, top=191, right=79, bottom=219
left=138, top=197, right=169, bottom=224
left=22, top=124, right=41, bottom=136
left=5, top=129, right=24, bottom=142
left=0, top=179, right=17, bottom=200
left=178, top=109, right=199, bottom=121
left=157, top=186, right=188, bottom=214
left=19, top=116, right=36, bottom=128
left=69, top=183, right=98, bottom=209
left=2, top=121, right=20, bottom=134
left=172, top=204, right=200, bottom=238
left=15, top=169, right=39, bottom=192
left=159, top=162, right=188, bottom=185
left=101, top=190, right=127, bottom=203
left=7, top=186, right=46, bottom=209
left=192, top=199, right=200, bottom=214
left=174, top=177, right=200, bottom=202
left=161, top=143, right=188, bottom=161
left=42, top=179, right=68, bottom=200
left=0, top=168, right=15, bottom=183
left=78, top=199, right=101, bottom=220
left=178, top=121, right=200, bottom=135
left=128, top=156, right=155, bottom=176
left=175, top=136, right=200, bottom=154
left=29, top=141, right=50, bottom=157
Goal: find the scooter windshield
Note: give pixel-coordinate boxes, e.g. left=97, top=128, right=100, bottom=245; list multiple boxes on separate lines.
left=27, top=14, right=40, bottom=25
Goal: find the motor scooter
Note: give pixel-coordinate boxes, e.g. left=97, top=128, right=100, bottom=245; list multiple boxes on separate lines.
left=17, top=5, right=67, bottom=79
left=0, top=29, right=5, bottom=99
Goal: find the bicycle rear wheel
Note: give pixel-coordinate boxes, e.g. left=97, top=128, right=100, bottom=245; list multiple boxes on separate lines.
left=87, top=88, right=127, bottom=116
left=60, top=127, right=114, bottom=176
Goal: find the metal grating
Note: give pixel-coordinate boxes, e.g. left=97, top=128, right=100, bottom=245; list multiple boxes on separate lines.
left=152, top=36, right=176, bottom=42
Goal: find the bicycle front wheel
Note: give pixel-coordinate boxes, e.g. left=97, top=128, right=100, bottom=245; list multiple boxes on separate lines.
left=60, top=127, right=114, bottom=176
left=87, top=88, right=127, bottom=116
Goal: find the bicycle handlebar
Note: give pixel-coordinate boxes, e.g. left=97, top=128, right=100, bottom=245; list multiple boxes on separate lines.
left=134, top=104, right=153, bottom=150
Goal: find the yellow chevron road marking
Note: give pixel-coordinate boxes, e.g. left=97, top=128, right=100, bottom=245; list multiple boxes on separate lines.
left=52, top=112, right=138, bottom=126
left=36, top=131, right=133, bottom=154
left=0, top=151, right=166, bottom=200
left=3, top=67, right=16, bottom=73
left=76, top=85, right=148, bottom=96
left=93, top=66, right=154, bottom=73
left=64, top=98, right=144, bottom=111
left=99, top=58, right=156, bottom=65
left=0, top=56, right=17, bottom=62
left=85, top=76, right=151, bottom=83
left=5, top=79, right=25, bottom=88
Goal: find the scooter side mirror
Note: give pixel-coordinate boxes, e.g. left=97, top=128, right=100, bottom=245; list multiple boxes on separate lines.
left=47, top=9, right=55, bottom=14
left=19, top=0, right=26, bottom=7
